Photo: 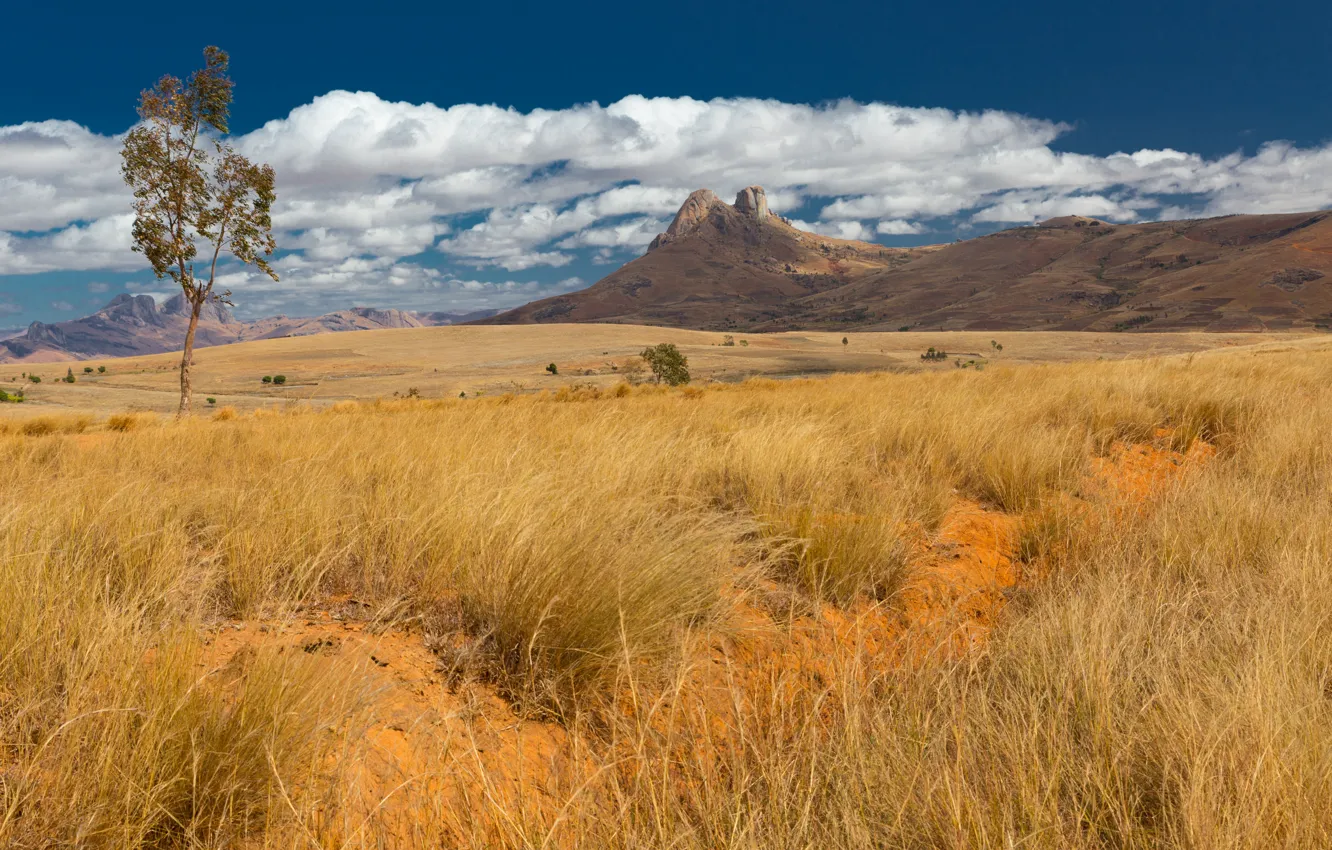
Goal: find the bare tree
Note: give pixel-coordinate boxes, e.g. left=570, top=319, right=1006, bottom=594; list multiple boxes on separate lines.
left=121, top=46, right=277, bottom=416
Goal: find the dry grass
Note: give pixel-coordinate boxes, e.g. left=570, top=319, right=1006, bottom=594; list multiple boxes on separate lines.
left=1, top=350, right=1329, bottom=847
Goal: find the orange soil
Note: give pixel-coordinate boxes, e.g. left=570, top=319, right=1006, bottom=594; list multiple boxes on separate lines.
left=199, top=614, right=568, bottom=844
left=195, top=435, right=1212, bottom=845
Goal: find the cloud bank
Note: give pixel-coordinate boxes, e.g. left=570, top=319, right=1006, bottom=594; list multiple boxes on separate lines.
left=3, top=94, right=1332, bottom=315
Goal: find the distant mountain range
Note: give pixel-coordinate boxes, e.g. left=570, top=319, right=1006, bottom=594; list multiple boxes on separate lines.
left=485, top=186, right=1332, bottom=332
left=0, top=294, right=496, bottom=362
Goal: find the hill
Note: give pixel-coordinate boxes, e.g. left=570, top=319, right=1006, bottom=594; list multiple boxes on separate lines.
left=480, top=186, right=936, bottom=328
left=0, top=294, right=497, bottom=363
left=485, top=189, right=1332, bottom=332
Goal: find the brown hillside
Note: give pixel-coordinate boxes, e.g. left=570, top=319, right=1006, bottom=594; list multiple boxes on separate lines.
left=480, top=186, right=934, bottom=329
left=485, top=190, right=1332, bottom=332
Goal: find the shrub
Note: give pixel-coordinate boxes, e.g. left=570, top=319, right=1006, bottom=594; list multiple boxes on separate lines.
left=842, top=336, right=848, bottom=346
left=262, top=376, right=273, bottom=384
left=98, top=365, right=106, bottom=373
left=83, top=366, right=94, bottom=374
left=459, top=391, right=467, bottom=398
left=722, top=335, right=735, bottom=346
left=899, top=325, right=911, bottom=331
left=273, top=375, right=286, bottom=385
left=28, top=375, right=41, bottom=384
left=921, top=347, right=948, bottom=362
left=546, top=363, right=558, bottom=375
left=739, top=339, right=748, bottom=347
left=406, top=387, right=420, bottom=398
left=640, top=343, right=690, bottom=386
left=206, top=397, right=217, bottom=405
left=64, top=368, right=76, bottom=384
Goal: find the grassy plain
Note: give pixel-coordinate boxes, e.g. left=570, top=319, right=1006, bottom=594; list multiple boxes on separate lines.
left=1, top=323, right=1318, bottom=415
left=1, top=331, right=1330, bottom=847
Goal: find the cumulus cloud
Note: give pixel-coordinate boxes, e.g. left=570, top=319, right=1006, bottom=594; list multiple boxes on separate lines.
left=3, top=93, right=1332, bottom=316
left=876, top=219, right=925, bottom=235
left=791, top=219, right=875, bottom=241
left=0, top=301, right=21, bottom=316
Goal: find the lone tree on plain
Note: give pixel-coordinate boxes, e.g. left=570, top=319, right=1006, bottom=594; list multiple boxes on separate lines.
left=641, top=343, right=690, bottom=386
left=121, top=46, right=278, bottom=416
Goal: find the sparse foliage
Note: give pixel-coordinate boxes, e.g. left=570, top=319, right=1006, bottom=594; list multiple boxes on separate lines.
left=121, top=46, right=278, bottom=417
left=641, top=343, right=691, bottom=385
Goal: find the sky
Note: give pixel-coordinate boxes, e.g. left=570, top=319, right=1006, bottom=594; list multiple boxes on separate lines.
left=3, top=0, right=1331, bottom=325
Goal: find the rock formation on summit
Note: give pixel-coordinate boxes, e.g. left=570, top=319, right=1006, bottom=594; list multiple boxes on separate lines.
left=733, top=186, right=770, bottom=222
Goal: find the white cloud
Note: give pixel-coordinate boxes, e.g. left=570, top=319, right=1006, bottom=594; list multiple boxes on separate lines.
left=876, top=219, right=925, bottom=235
left=4, top=93, right=1332, bottom=316
left=87, top=281, right=110, bottom=293
left=51, top=300, right=74, bottom=311
left=791, top=219, right=875, bottom=241
left=972, top=192, right=1142, bottom=224
left=0, top=301, right=21, bottom=316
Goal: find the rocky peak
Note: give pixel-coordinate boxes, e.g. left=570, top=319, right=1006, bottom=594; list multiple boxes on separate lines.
left=100, top=293, right=164, bottom=326
left=649, top=189, right=723, bottom=251
left=647, top=186, right=777, bottom=252
left=160, top=292, right=237, bottom=324
left=24, top=320, right=67, bottom=346
left=734, top=186, right=770, bottom=222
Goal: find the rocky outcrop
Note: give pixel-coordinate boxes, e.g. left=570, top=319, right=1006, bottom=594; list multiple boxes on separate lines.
left=647, top=186, right=776, bottom=252
left=648, top=189, right=724, bottom=251
left=734, top=186, right=770, bottom=221
left=160, top=292, right=238, bottom=324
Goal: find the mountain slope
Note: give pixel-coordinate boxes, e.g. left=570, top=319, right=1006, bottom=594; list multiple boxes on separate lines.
left=0, top=296, right=497, bottom=363
left=484, top=187, right=1332, bottom=332
left=790, top=211, right=1332, bottom=332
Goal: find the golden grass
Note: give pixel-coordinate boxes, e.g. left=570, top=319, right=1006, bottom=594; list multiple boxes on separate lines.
left=1, top=350, right=1330, bottom=846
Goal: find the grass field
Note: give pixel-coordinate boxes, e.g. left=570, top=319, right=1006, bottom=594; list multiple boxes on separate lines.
left=1, top=324, right=1320, bottom=415
left=1, top=332, right=1331, bottom=847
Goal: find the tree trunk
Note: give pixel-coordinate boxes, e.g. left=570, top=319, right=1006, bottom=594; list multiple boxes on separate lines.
left=178, top=299, right=202, bottom=417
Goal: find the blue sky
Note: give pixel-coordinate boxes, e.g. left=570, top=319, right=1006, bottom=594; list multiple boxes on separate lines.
left=3, top=0, right=1331, bottom=325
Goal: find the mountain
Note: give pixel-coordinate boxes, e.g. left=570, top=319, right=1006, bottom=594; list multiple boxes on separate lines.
left=484, top=188, right=1332, bottom=333
left=0, top=296, right=498, bottom=363
left=481, top=186, right=934, bottom=328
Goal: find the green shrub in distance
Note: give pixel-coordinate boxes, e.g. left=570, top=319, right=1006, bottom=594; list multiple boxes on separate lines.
left=262, top=376, right=273, bottom=384
left=206, top=397, right=216, bottom=405
left=98, top=365, right=106, bottom=373
left=64, top=368, right=76, bottom=384
left=83, top=366, right=94, bottom=374
left=640, top=343, right=691, bottom=386
left=546, top=363, right=558, bottom=375
left=273, top=375, right=287, bottom=385
left=29, top=375, right=41, bottom=384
